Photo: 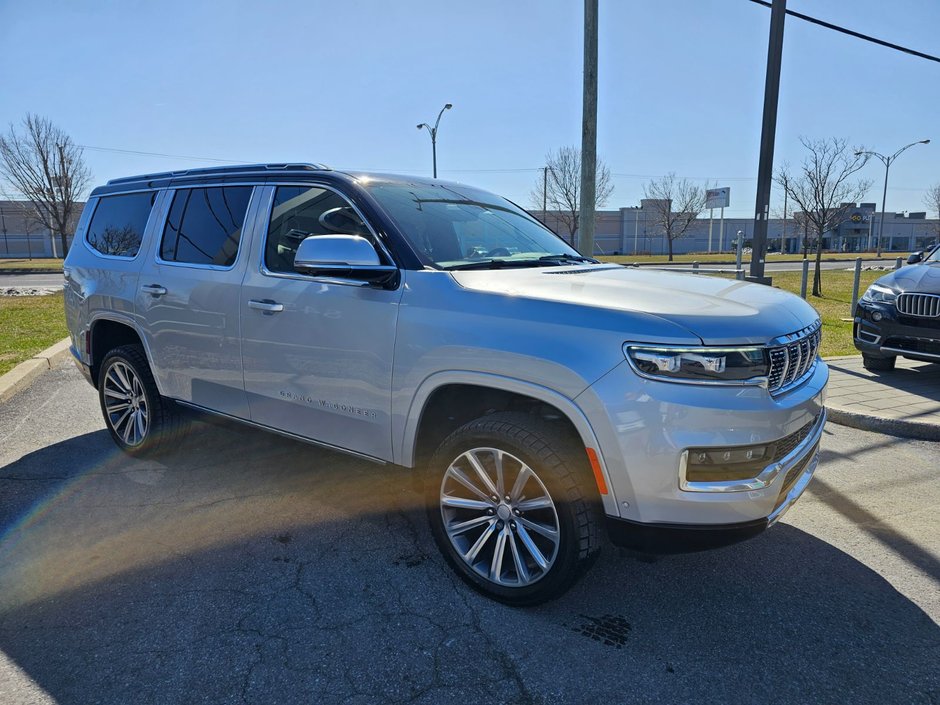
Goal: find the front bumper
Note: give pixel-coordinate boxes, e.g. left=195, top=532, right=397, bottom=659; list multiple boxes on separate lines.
left=575, top=358, right=827, bottom=527
left=854, top=300, right=940, bottom=363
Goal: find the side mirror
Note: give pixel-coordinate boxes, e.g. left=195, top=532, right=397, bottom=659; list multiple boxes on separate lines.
left=907, top=252, right=923, bottom=265
left=293, top=235, right=397, bottom=285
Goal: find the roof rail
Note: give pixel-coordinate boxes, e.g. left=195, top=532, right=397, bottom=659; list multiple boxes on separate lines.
left=106, top=162, right=331, bottom=185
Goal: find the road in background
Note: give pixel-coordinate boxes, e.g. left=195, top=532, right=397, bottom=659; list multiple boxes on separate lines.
left=0, top=273, right=64, bottom=289
left=1, top=362, right=938, bottom=704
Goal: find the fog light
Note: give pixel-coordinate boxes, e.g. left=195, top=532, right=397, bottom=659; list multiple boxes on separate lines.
left=872, top=311, right=883, bottom=321
left=684, top=442, right=773, bottom=482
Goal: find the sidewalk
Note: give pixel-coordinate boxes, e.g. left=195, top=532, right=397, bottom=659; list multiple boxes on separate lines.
left=824, top=355, right=940, bottom=441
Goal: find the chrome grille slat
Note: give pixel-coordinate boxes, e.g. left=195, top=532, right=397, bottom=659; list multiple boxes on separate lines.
left=768, top=323, right=821, bottom=396
left=897, top=293, right=940, bottom=318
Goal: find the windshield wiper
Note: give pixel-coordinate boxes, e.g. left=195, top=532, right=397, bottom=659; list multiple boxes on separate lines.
left=537, top=253, right=600, bottom=264
left=443, top=259, right=542, bottom=271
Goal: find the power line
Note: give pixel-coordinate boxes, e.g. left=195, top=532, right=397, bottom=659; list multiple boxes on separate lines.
left=78, top=144, right=248, bottom=163
left=748, top=0, right=940, bottom=64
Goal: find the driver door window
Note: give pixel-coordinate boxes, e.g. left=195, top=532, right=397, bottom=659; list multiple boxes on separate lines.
left=265, top=186, right=374, bottom=273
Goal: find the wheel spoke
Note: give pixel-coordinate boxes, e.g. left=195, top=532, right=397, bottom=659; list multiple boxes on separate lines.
left=135, top=410, right=147, bottom=441
left=510, top=465, right=533, bottom=502
left=508, top=531, right=530, bottom=584
left=441, top=495, right=492, bottom=511
left=464, top=520, right=497, bottom=563
left=494, top=450, right=506, bottom=496
left=119, top=410, right=135, bottom=443
left=446, top=464, right=493, bottom=503
left=446, top=514, right=493, bottom=536
left=517, top=496, right=553, bottom=512
left=515, top=522, right=549, bottom=570
left=104, top=387, right=129, bottom=400
left=465, top=451, right=498, bottom=497
left=517, top=516, right=558, bottom=542
left=489, top=526, right=509, bottom=582
left=113, top=364, right=132, bottom=391
left=106, top=401, right=131, bottom=412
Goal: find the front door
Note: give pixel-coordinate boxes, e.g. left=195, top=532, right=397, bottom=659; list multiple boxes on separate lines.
left=137, top=185, right=257, bottom=418
left=240, top=184, right=402, bottom=461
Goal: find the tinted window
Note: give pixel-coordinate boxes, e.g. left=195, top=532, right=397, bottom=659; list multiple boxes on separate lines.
left=265, top=186, right=372, bottom=273
left=161, top=187, right=253, bottom=266
left=86, top=191, right=156, bottom=257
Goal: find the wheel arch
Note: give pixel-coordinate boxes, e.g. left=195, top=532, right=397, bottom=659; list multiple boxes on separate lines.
left=401, top=372, right=618, bottom=515
left=87, top=314, right=156, bottom=389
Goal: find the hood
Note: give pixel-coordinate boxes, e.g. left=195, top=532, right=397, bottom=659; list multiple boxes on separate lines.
left=877, top=262, right=940, bottom=293
left=450, top=264, right=820, bottom=345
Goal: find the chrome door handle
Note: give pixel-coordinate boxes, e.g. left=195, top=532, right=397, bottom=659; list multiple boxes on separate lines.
left=248, top=299, right=284, bottom=313
left=140, top=284, right=167, bottom=296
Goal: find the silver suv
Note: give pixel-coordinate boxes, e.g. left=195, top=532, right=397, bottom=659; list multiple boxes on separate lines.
left=64, top=163, right=827, bottom=604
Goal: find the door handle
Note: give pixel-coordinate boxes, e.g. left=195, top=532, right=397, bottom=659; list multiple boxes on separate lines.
left=140, top=284, right=167, bottom=296
left=248, top=299, right=284, bottom=313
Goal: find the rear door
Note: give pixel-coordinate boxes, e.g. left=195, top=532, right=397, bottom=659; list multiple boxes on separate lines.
left=239, top=184, right=402, bottom=460
left=137, top=184, right=258, bottom=418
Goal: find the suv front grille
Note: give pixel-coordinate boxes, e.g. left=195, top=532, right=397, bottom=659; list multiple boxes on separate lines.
left=767, top=324, right=821, bottom=395
left=897, top=293, right=940, bottom=318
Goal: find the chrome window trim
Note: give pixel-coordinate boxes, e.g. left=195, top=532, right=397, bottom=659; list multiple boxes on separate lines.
left=256, top=182, right=400, bottom=288
left=679, top=409, right=826, bottom=493
left=154, top=184, right=258, bottom=271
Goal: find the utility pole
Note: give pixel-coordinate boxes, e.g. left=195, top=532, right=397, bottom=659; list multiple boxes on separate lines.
left=748, top=0, right=787, bottom=285
left=781, top=175, right=788, bottom=254
left=416, top=103, right=453, bottom=179
left=542, top=166, right=548, bottom=224
left=578, top=0, right=598, bottom=258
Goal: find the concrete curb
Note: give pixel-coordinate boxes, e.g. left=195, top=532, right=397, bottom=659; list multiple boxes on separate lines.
left=0, top=337, right=72, bottom=404
left=826, top=406, right=940, bottom=442
left=822, top=354, right=940, bottom=441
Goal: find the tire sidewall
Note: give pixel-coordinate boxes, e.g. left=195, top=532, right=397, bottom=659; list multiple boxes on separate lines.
left=426, top=422, right=587, bottom=605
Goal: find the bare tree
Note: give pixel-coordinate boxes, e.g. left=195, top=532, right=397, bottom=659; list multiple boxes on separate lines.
left=925, top=183, right=940, bottom=238
left=775, top=137, right=872, bottom=296
left=642, top=173, right=708, bottom=262
left=530, top=146, right=612, bottom=247
left=0, top=114, right=91, bottom=257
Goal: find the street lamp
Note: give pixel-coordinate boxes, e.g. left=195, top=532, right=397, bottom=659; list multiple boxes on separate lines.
left=856, top=139, right=930, bottom=257
left=417, top=103, right=453, bottom=179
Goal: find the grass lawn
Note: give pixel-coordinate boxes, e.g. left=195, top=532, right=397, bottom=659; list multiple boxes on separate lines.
left=599, top=252, right=902, bottom=265
left=767, top=269, right=880, bottom=358
left=0, top=292, right=68, bottom=376
left=0, top=258, right=65, bottom=272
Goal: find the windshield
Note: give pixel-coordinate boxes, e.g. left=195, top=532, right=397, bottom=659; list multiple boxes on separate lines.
left=925, top=246, right=940, bottom=263
left=364, top=181, right=588, bottom=269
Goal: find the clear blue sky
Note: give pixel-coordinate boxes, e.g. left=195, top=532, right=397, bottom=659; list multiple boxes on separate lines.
left=1, top=0, right=937, bottom=216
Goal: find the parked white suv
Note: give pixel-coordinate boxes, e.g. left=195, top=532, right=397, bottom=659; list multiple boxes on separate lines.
left=64, top=164, right=827, bottom=604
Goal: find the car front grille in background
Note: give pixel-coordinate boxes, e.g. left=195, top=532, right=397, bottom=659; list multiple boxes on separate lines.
left=767, top=324, right=821, bottom=395
left=897, top=293, right=940, bottom=318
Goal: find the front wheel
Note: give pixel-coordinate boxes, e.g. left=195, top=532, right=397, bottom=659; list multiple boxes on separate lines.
left=862, top=353, right=896, bottom=371
left=426, top=412, right=601, bottom=605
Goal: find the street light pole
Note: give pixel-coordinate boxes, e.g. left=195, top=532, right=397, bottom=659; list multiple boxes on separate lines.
left=856, top=139, right=930, bottom=257
left=417, top=103, right=453, bottom=179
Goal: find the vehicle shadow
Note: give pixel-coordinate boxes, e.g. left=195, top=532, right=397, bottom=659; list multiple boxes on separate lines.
left=0, top=422, right=937, bottom=705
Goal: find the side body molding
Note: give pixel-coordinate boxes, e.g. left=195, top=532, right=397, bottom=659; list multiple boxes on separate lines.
left=398, top=370, right=619, bottom=515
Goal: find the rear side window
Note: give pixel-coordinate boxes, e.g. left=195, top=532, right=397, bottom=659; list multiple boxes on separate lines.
left=86, top=191, right=156, bottom=258
left=265, top=186, right=373, bottom=273
left=161, top=186, right=253, bottom=267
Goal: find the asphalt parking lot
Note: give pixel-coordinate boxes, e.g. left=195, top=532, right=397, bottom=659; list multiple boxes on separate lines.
left=1, top=362, right=938, bottom=705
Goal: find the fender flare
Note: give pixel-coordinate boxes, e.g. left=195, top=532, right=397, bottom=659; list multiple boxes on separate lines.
left=399, top=370, right=619, bottom=515
left=87, top=312, right=161, bottom=393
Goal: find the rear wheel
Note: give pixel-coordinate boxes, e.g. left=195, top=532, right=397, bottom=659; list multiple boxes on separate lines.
left=426, top=412, right=601, bottom=605
left=98, top=344, right=182, bottom=457
left=862, top=353, right=896, bottom=371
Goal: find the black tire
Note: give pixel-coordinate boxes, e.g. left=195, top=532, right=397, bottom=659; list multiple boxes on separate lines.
left=862, top=353, right=896, bottom=371
left=426, top=412, right=602, bottom=606
left=97, top=344, right=183, bottom=457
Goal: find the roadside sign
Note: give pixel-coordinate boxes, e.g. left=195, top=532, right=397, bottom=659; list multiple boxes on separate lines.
left=706, top=187, right=730, bottom=209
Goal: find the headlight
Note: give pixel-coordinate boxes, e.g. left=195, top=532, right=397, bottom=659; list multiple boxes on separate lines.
left=624, top=344, right=769, bottom=384
left=861, top=284, right=897, bottom=304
